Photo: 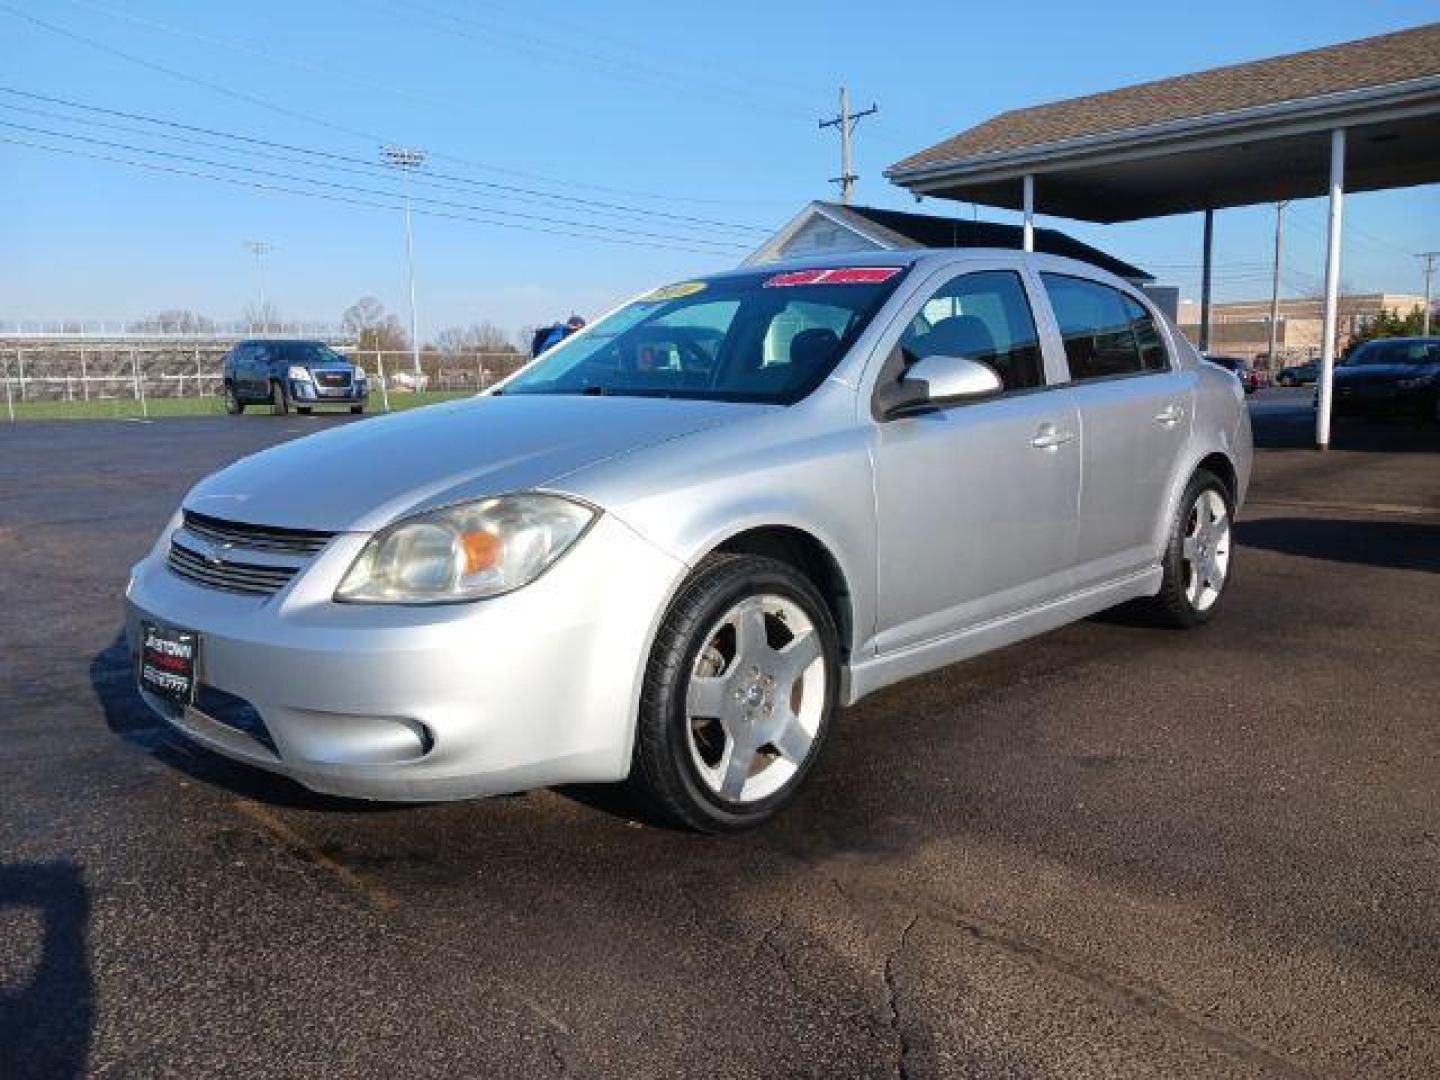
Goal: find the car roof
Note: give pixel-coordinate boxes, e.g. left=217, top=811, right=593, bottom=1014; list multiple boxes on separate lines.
left=708, top=247, right=1139, bottom=291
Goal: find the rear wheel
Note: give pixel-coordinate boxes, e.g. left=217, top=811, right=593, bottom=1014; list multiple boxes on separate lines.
left=1146, top=470, right=1233, bottom=628
left=270, top=380, right=290, bottom=416
left=630, top=554, right=839, bottom=832
left=222, top=382, right=244, bottom=415
left=350, top=404, right=364, bottom=415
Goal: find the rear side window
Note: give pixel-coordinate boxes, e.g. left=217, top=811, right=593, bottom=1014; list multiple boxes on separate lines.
left=1040, top=274, right=1169, bottom=380
left=898, top=270, right=1044, bottom=391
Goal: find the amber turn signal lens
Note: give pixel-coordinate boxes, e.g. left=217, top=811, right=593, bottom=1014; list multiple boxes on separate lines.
left=461, top=530, right=500, bottom=574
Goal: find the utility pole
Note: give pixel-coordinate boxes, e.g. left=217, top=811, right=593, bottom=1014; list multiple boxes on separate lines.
left=1266, top=202, right=1288, bottom=368
left=1419, top=251, right=1439, bottom=336
left=818, top=87, right=878, bottom=205
left=382, top=145, right=427, bottom=379
left=244, top=240, right=274, bottom=335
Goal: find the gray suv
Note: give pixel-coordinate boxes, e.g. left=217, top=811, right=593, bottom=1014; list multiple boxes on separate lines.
left=222, top=339, right=368, bottom=415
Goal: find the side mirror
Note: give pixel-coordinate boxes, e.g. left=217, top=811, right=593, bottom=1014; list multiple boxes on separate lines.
left=883, top=354, right=1003, bottom=418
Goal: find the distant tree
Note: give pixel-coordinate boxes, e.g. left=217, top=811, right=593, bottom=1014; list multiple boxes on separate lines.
left=341, top=296, right=409, bottom=352
left=129, top=309, right=217, bottom=334
left=1345, top=305, right=1426, bottom=353
left=241, top=300, right=281, bottom=334
left=433, top=320, right=515, bottom=354
left=341, top=296, right=385, bottom=339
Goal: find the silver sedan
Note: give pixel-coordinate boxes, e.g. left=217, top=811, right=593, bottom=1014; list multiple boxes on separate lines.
left=126, top=250, right=1251, bottom=831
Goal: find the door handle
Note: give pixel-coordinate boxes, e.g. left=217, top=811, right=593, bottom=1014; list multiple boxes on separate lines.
left=1030, top=424, right=1077, bottom=450
left=1154, top=403, right=1184, bottom=426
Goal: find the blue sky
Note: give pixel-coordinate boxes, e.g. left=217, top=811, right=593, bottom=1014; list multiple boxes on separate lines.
left=3, top=0, right=1437, bottom=340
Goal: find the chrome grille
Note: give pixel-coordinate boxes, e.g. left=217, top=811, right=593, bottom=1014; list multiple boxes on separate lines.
left=167, top=538, right=301, bottom=596
left=182, top=511, right=333, bottom=555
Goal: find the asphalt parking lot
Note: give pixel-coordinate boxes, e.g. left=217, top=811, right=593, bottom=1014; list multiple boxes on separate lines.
left=2, top=388, right=1437, bottom=1079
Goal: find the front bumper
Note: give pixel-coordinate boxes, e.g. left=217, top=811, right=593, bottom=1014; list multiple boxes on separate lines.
left=125, top=513, right=687, bottom=800
left=290, top=378, right=368, bottom=405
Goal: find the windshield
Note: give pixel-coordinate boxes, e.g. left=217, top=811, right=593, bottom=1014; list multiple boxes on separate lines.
left=500, top=267, right=909, bottom=403
left=280, top=342, right=348, bottom=366
left=1347, top=340, right=1439, bottom=366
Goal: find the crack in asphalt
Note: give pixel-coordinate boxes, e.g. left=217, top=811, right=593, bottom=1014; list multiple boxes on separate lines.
left=883, top=914, right=920, bottom=1080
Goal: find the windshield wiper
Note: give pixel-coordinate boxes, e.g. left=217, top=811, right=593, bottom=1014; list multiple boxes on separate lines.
left=579, top=384, right=609, bottom=396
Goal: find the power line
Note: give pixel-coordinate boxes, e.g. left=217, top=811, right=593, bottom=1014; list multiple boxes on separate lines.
left=0, top=87, right=767, bottom=236
left=0, top=118, right=753, bottom=251
left=0, top=3, right=772, bottom=209
left=0, top=134, right=743, bottom=257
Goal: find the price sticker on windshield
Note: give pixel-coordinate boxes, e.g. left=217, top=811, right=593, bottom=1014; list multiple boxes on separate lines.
left=764, top=267, right=903, bottom=287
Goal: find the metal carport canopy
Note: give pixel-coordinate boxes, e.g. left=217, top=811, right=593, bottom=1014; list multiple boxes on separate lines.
left=885, top=23, right=1440, bottom=448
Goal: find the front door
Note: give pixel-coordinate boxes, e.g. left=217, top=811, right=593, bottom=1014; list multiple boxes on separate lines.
left=871, top=267, right=1081, bottom=654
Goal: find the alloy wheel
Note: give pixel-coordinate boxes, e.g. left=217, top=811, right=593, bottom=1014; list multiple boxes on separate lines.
left=684, top=593, right=826, bottom=804
left=1181, top=489, right=1231, bottom=612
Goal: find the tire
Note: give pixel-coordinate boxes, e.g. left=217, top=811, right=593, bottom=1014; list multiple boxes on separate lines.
left=222, top=382, right=244, bottom=415
left=270, top=380, right=290, bottom=416
left=1145, top=469, right=1234, bottom=628
left=1278, top=373, right=1293, bottom=387
left=350, top=405, right=364, bottom=415
left=630, top=553, right=840, bottom=832
left=297, top=406, right=313, bottom=415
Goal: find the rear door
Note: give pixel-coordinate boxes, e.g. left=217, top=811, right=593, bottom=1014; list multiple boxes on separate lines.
left=1037, top=272, right=1194, bottom=585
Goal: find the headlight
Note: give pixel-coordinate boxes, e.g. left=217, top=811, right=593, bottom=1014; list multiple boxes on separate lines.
left=353, top=366, right=367, bottom=381
left=335, top=494, right=596, bottom=604
left=287, top=365, right=313, bottom=382
left=1397, top=373, right=1436, bottom=389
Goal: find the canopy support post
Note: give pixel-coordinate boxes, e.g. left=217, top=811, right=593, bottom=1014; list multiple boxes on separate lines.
left=1317, top=128, right=1346, bottom=450
left=1022, top=174, right=1034, bottom=252
left=1199, top=209, right=1214, bottom=352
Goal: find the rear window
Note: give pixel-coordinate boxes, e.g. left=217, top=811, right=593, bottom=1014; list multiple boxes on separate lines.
left=1041, top=274, right=1170, bottom=380
left=501, top=267, right=909, bottom=404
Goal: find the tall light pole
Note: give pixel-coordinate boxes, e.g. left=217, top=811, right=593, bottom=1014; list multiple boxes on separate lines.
left=244, top=240, right=274, bottom=334
left=1266, top=202, right=1288, bottom=369
left=382, top=145, right=426, bottom=379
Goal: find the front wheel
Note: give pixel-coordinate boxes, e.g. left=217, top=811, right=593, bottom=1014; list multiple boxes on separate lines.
left=350, top=404, right=365, bottom=415
left=270, top=380, right=290, bottom=416
left=630, top=554, right=839, bottom=832
left=1146, top=470, right=1234, bottom=627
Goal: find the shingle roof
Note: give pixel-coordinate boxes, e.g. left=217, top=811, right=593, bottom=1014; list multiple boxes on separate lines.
left=891, top=23, right=1440, bottom=174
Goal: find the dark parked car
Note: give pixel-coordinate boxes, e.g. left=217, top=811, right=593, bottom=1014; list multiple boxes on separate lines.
left=1329, top=337, right=1440, bottom=420
left=222, top=340, right=368, bottom=415
left=1275, top=360, right=1319, bottom=387
left=1204, top=354, right=1258, bottom=394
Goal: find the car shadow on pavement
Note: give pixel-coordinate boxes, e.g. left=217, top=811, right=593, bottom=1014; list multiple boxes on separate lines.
left=0, top=861, right=93, bottom=1080
left=1236, top=517, right=1440, bottom=573
left=88, top=631, right=411, bottom=814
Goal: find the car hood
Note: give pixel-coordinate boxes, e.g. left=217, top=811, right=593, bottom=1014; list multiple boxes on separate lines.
left=185, top=394, right=774, bottom=532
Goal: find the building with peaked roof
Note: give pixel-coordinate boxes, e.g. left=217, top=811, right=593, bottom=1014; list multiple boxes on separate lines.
left=745, top=201, right=1151, bottom=283
left=881, top=22, right=1440, bottom=447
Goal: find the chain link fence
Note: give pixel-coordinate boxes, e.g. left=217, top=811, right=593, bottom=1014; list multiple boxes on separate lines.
left=1, top=343, right=530, bottom=421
